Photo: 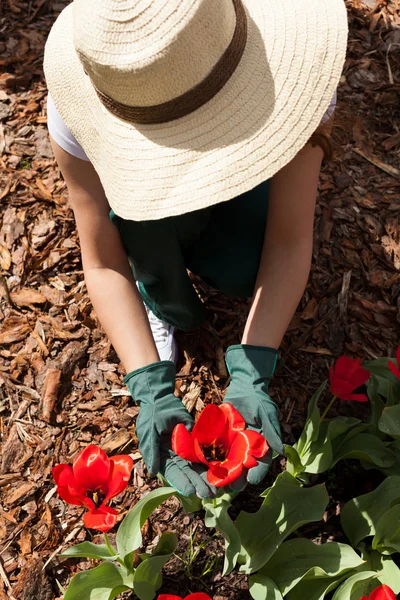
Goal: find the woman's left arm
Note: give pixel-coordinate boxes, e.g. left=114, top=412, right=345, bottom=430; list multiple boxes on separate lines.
left=242, top=142, right=324, bottom=348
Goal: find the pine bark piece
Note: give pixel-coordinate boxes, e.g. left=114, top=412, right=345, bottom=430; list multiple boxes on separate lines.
left=39, top=284, right=67, bottom=306
left=4, top=482, right=35, bottom=507
left=0, top=425, right=25, bottom=475
left=0, top=317, right=31, bottom=345
left=101, top=429, right=132, bottom=453
left=35, top=339, right=89, bottom=391
left=9, top=288, right=46, bottom=306
left=40, top=368, right=61, bottom=423
left=11, top=557, right=53, bottom=600
left=0, top=244, right=11, bottom=270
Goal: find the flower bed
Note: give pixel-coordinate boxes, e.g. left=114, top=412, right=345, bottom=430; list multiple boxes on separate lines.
left=53, top=350, right=400, bottom=599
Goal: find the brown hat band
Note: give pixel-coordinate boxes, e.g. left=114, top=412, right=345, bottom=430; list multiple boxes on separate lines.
left=93, top=0, right=248, bottom=125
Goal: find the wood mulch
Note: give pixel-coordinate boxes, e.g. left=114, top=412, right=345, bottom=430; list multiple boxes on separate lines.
left=0, top=1, right=399, bottom=598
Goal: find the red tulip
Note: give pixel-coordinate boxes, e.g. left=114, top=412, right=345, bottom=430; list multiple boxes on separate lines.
left=360, top=584, right=396, bottom=600
left=158, top=594, right=212, bottom=600
left=329, top=356, right=370, bottom=402
left=388, top=345, right=400, bottom=380
left=172, top=403, right=268, bottom=487
left=53, top=445, right=133, bottom=532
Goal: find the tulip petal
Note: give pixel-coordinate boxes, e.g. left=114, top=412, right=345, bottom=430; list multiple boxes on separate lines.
left=110, top=455, right=134, bottom=481
left=349, top=367, right=371, bottom=389
left=229, top=430, right=269, bottom=468
left=157, top=596, right=183, bottom=600
left=193, top=438, right=209, bottom=465
left=334, top=356, right=361, bottom=379
left=57, top=485, right=94, bottom=509
left=192, top=404, right=227, bottom=446
left=172, top=424, right=199, bottom=463
left=388, top=359, right=400, bottom=381
left=329, top=373, right=354, bottom=397
left=207, top=459, right=243, bottom=487
left=219, top=403, right=245, bottom=431
left=52, top=464, right=89, bottom=507
left=341, top=392, right=369, bottom=403
left=105, top=455, right=134, bottom=501
left=73, top=445, right=112, bottom=493
left=52, top=464, right=74, bottom=488
left=104, top=472, right=124, bottom=502
left=227, top=431, right=253, bottom=468
left=330, top=356, right=370, bottom=400
left=370, top=586, right=395, bottom=600
left=396, top=345, right=400, bottom=364
left=245, top=430, right=269, bottom=458
left=83, top=506, right=118, bottom=532
left=369, top=584, right=396, bottom=600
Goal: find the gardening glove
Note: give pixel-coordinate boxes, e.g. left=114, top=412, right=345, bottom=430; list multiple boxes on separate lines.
left=124, top=361, right=216, bottom=499
left=223, top=344, right=283, bottom=487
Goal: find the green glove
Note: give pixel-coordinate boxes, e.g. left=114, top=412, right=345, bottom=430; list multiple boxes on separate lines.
left=223, top=344, right=283, bottom=486
left=124, top=361, right=215, bottom=499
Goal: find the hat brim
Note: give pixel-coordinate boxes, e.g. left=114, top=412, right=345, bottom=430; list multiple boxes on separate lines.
left=44, top=0, right=348, bottom=221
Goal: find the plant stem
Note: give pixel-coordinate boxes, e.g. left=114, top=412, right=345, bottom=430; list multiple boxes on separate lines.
left=104, top=533, right=116, bottom=556
left=103, top=534, right=126, bottom=569
left=320, top=395, right=337, bottom=421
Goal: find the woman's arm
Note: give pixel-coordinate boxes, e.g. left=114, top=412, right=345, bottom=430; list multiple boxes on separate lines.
left=242, top=142, right=324, bottom=348
left=50, top=138, right=159, bottom=372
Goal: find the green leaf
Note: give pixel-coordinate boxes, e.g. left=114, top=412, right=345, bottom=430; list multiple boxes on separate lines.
left=382, top=440, right=400, bottom=476
left=203, top=493, right=241, bottom=576
left=175, top=492, right=202, bottom=514
left=236, top=472, right=329, bottom=574
left=367, top=376, right=387, bottom=434
left=365, top=358, right=400, bottom=400
left=285, top=571, right=349, bottom=600
left=61, top=542, right=117, bottom=561
left=63, top=562, right=131, bottom=600
left=157, top=475, right=202, bottom=514
left=285, top=445, right=304, bottom=477
left=387, top=379, right=398, bottom=407
left=379, top=405, right=400, bottom=439
left=249, top=574, right=283, bottom=600
left=341, top=476, right=400, bottom=546
left=372, top=503, right=400, bottom=554
left=331, top=433, right=395, bottom=470
left=331, top=571, right=378, bottom=600
left=302, top=417, right=360, bottom=475
left=258, top=539, right=364, bottom=595
left=56, top=580, right=66, bottom=594
left=116, top=487, right=176, bottom=568
left=359, top=546, right=400, bottom=594
left=296, top=381, right=326, bottom=457
left=133, top=532, right=177, bottom=600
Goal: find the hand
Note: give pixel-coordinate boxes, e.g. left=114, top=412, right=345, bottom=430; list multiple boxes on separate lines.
left=223, top=345, right=283, bottom=486
left=124, top=361, right=216, bottom=498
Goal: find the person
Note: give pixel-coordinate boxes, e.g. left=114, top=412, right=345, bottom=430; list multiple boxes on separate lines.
left=44, top=0, right=348, bottom=498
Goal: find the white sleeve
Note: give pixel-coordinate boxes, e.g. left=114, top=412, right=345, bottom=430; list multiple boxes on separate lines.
left=321, top=91, right=337, bottom=124
left=47, top=93, right=90, bottom=161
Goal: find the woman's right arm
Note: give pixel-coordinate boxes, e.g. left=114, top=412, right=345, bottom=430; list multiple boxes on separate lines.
left=50, top=137, right=159, bottom=372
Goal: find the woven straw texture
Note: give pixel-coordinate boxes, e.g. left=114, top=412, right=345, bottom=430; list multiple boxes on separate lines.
left=44, top=0, right=348, bottom=221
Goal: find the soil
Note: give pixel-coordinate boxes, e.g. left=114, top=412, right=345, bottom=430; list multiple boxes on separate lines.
left=0, top=1, right=399, bottom=598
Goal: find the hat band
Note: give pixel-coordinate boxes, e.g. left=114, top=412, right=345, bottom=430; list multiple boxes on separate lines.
left=94, top=0, right=247, bottom=125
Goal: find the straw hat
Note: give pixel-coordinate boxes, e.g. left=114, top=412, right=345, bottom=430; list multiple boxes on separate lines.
left=44, top=0, right=348, bottom=221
